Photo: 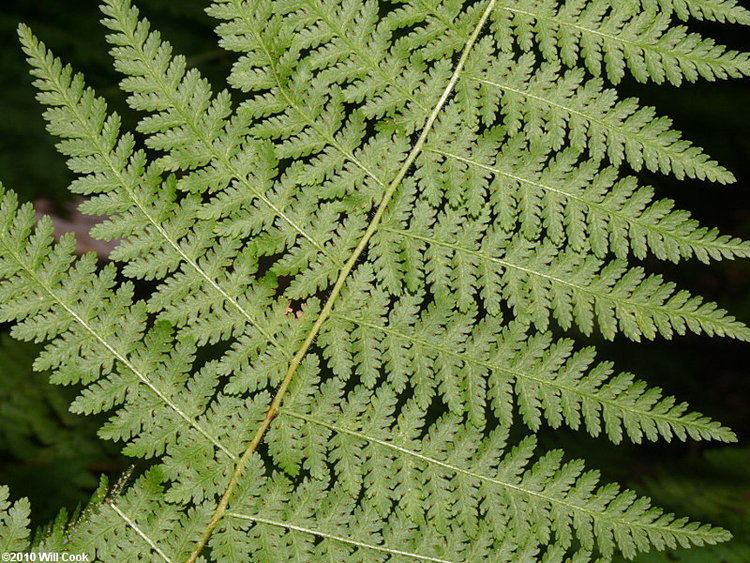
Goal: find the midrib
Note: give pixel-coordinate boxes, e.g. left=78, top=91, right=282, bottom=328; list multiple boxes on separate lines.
left=185, top=1, right=499, bottom=560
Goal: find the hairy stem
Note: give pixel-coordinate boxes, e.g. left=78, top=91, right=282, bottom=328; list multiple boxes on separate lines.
left=185, top=1, right=497, bottom=560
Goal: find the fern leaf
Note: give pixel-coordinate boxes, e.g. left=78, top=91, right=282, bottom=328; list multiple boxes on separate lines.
left=613, top=0, right=750, bottom=24
left=101, top=0, right=233, bottom=177
left=268, top=378, right=730, bottom=560
left=2, top=0, right=748, bottom=560
left=44, top=409, right=730, bottom=561
left=19, top=26, right=201, bottom=278
left=464, top=50, right=734, bottom=182
left=321, top=266, right=735, bottom=440
left=0, top=186, right=234, bottom=459
left=375, top=196, right=749, bottom=341
left=0, top=486, right=31, bottom=552
left=489, top=0, right=750, bottom=85
left=423, top=134, right=750, bottom=262
left=40, top=469, right=179, bottom=561
left=101, top=0, right=331, bottom=267
left=18, top=27, right=305, bottom=365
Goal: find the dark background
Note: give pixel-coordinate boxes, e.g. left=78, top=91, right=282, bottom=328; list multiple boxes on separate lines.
left=0, top=2, right=748, bottom=560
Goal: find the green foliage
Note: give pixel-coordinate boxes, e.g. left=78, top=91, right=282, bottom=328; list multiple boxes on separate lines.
left=0, top=0, right=221, bottom=205
left=631, top=447, right=750, bottom=562
left=0, top=486, right=30, bottom=552
left=0, top=0, right=748, bottom=560
left=489, top=0, right=750, bottom=85
left=0, top=336, right=120, bottom=523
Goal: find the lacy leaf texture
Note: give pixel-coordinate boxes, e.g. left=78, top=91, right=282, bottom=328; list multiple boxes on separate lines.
left=1, top=0, right=749, bottom=560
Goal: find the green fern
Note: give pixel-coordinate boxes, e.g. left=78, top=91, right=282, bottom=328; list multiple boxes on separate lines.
left=631, top=447, right=750, bottom=562
left=1, top=0, right=748, bottom=560
left=0, top=336, right=120, bottom=521
left=0, top=487, right=30, bottom=552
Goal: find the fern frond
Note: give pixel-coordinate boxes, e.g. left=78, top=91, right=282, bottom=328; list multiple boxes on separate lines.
left=612, top=0, right=750, bottom=24
left=44, top=410, right=731, bottom=562
left=18, top=26, right=199, bottom=279
left=206, top=0, right=419, bottom=197
left=101, top=0, right=334, bottom=265
left=374, top=189, right=749, bottom=341
left=18, top=26, right=306, bottom=369
left=3, top=0, right=748, bottom=560
left=489, top=0, right=750, bottom=85
left=101, top=0, right=233, bottom=178
left=102, top=0, right=398, bottom=305
left=0, top=486, right=31, bottom=552
left=423, top=134, right=750, bottom=262
left=321, top=266, right=736, bottom=440
left=464, top=50, right=734, bottom=183
left=38, top=469, right=181, bottom=561
left=267, top=378, right=731, bottom=561
left=0, top=186, right=235, bottom=459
